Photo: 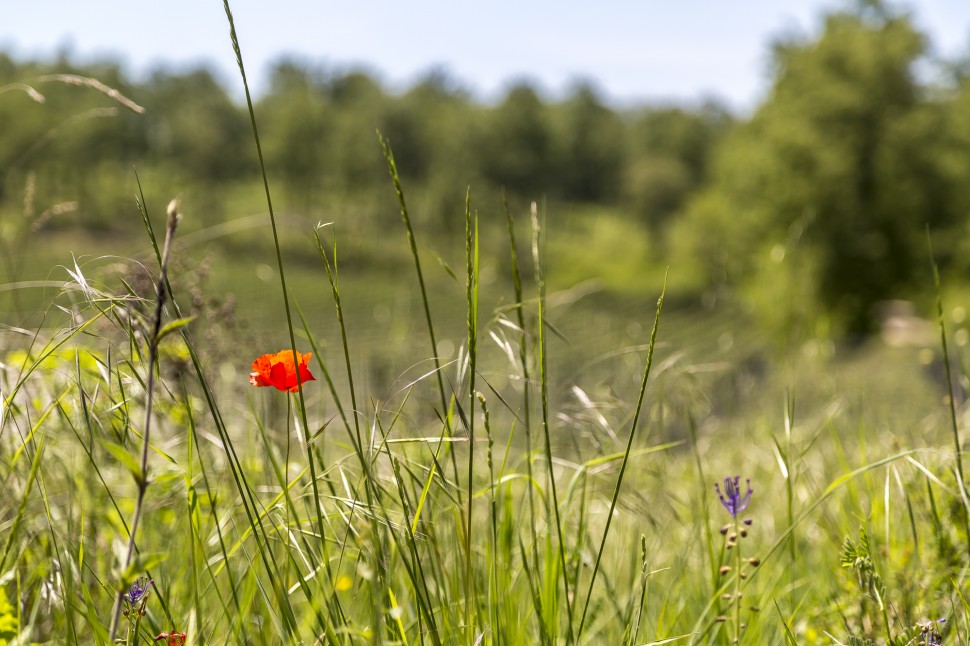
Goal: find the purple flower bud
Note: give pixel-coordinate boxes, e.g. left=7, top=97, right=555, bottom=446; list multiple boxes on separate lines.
left=715, top=475, right=752, bottom=518
left=123, top=576, right=153, bottom=607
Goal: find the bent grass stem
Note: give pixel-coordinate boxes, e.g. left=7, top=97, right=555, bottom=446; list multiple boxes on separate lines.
left=107, top=200, right=180, bottom=641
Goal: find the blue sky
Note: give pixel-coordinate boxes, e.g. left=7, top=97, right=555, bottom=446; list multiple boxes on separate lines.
left=3, top=1, right=968, bottom=110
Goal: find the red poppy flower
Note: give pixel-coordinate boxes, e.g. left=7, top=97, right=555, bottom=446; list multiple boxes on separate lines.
left=249, top=350, right=316, bottom=392
left=155, top=631, right=186, bottom=645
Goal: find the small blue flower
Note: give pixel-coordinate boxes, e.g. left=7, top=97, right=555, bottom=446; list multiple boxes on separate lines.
left=124, top=576, right=153, bottom=607
left=921, top=617, right=946, bottom=645
left=715, top=476, right=752, bottom=518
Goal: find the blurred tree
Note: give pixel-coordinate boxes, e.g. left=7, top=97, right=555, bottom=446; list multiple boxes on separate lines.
left=476, top=82, right=554, bottom=198
left=935, top=75, right=970, bottom=274
left=624, top=102, right=731, bottom=231
left=383, top=69, right=479, bottom=230
left=0, top=58, right=148, bottom=229
left=674, top=2, right=951, bottom=336
left=325, top=70, right=389, bottom=193
left=142, top=67, right=250, bottom=182
left=555, top=82, right=625, bottom=202
left=259, top=59, right=332, bottom=211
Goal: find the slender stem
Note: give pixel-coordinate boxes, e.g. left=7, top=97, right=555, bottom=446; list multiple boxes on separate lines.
left=108, top=200, right=180, bottom=640
left=734, top=518, right=742, bottom=642
left=503, top=194, right=540, bottom=565
left=377, top=134, right=462, bottom=506
left=464, top=189, right=478, bottom=638
left=531, top=202, right=575, bottom=643
left=928, top=230, right=970, bottom=556
left=576, top=272, right=666, bottom=639
left=479, top=392, right=501, bottom=641
left=222, top=7, right=333, bottom=633
left=785, top=393, right=795, bottom=618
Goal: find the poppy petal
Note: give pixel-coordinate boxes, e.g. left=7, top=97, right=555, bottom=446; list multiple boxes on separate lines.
left=249, top=350, right=316, bottom=392
left=269, top=361, right=288, bottom=390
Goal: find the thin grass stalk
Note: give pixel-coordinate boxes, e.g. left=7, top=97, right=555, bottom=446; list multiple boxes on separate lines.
left=308, top=231, right=389, bottom=585
left=623, top=535, right=650, bottom=646
left=928, top=233, right=970, bottom=558
left=477, top=391, right=501, bottom=642
left=1, top=306, right=110, bottom=435
left=134, top=174, right=298, bottom=634
left=63, top=514, right=80, bottom=643
left=295, top=303, right=348, bottom=436
left=530, top=201, right=575, bottom=643
left=293, top=302, right=352, bottom=503
left=311, top=229, right=363, bottom=455
left=179, top=377, right=246, bottom=642
left=388, top=454, right=444, bottom=645
left=731, top=511, right=744, bottom=641
left=503, top=193, right=541, bottom=583
left=73, top=361, right=130, bottom=541
left=309, top=228, right=393, bottom=622
left=686, top=408, right=719, bottom=598
left=338, top=414, right=414, bottom=643
left=40, top=406, right=101, bottom=635
left=784, top=393, right=796, bottom=614
left=60, top=377, right=83, bottom=644
left=463, top=188, right=479, bottom=638
left=573, top=266, right=666, bottom=636
left=107, top=200, right=179, bottom=640
left=222, top=15, right=345, bottom=639
left=926, top=476, right=944, bottom=551
left=221, top=2, right=330, bottom=590
left=518, top=537, right=552, bottom=646
left=251, top=402, right=335, bottom=639
left=0, top=417, right=47, bottom=574
left=377, top=133, right=463, bottom=507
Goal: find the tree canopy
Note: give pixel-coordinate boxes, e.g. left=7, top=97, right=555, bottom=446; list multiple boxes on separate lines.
left=3, top=1, right=970, bottom=340
left=674, top=4, right=970, bottom=336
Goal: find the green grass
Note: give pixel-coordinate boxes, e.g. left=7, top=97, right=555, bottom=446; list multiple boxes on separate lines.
left=1, top=203, right=966, bottom=644
left=1, top=4, right=970, bottom=645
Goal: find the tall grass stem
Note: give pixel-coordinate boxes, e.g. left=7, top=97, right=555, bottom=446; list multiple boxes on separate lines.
left=107, top=199, right=179, bottom=640
left=576, top=271, right=666, bottom=640
left=531, top=201, right=575, bottom=643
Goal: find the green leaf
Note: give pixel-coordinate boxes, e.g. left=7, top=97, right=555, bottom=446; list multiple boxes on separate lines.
left=774, top=601, right=798, bottom=646
left=434, top=253, right=459, bottom=283
left=101, top=441, right=143, bottom=483
left=154, top=316, right=196, bottom=345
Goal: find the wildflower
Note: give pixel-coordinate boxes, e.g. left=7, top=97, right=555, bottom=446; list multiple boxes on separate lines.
left=123, top=576, right=153, bottom=607
left=155, top=630, right=187, bottom=645
left=249, top=349, right=315, bottom=392
left=715, top=475, right=752, bottom=518
left=121, top=576, right=153, bottom=618
left=919, top=618, right=945, bottom=645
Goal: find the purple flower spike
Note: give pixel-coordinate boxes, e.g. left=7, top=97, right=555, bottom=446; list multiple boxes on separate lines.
left=124, top=576, right=154, bottom=607
left=715, top=475, right=752, bottom=518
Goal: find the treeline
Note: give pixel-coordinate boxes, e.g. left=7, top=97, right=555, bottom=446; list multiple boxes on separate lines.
left=3, top=2, right=970, bottom=337
left=0, top=52, right=730, bottom=232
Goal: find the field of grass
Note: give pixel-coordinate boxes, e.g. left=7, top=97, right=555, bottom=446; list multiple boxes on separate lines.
left=3, top=5, right=970, bottom=645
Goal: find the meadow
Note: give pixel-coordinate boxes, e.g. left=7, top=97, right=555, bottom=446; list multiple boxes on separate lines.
left=3, top=4, right=970, bottom=645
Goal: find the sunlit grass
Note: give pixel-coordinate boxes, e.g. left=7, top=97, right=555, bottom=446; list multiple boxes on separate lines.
left=1, top=3, right=969, bottom=645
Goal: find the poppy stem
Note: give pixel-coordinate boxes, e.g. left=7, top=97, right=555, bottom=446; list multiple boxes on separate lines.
left=108, top=199, right=180, bottom=641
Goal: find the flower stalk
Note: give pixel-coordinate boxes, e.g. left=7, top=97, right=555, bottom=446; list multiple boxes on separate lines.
left=119, top=577, right=153, bottom=644
left=108, top=199, right=181, bottom=640
left=715, top=475, right=756, bottom=643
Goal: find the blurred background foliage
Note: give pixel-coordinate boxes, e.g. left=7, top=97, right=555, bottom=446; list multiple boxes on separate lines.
left=2, top=2, right=970, bottom=343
